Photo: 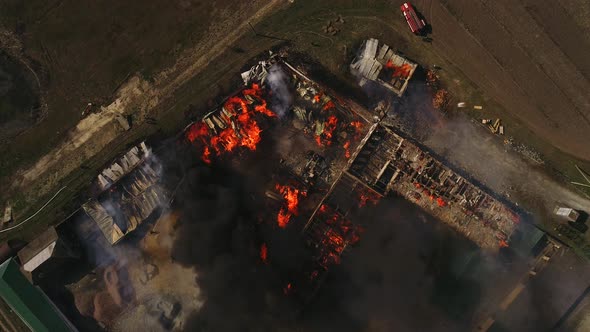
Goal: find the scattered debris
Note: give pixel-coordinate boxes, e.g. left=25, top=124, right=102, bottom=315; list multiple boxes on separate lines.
left=2, top=203, right=12, bottom=225
left=426, top=69, right=440, bottom=89
left=457, top=102, right=466, bottom=108
left=432, top=89, right=450, bottom=110
left=485, top=118, right=504, bottom=135
left=323, top=20, right=340, bottom=36
left=322, top=14, right=345, bottom=36
left=473, top=105, right=483, bottom=110
left=503, top=137, right=544, bottom=164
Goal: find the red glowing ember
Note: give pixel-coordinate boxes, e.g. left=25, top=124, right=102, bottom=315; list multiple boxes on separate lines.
left=349, top=121, right=363, bottom=136
left=202, top=146, right=211, bottom=164
left=322, top=100, right=335, bottom=111
left=343, top=140, right=351, bottom=159
left=310, top=270, right=319, bottom=281
left=275, top=183, right=307, bottom=228
left=185, top=83, right=276, bottom=162
left=385, top=60, right=412, bottom=78
left=359, top=191, right=380, bottom=208
left=436, top=197, right=446, bottom=207
left=313, top=94, right=321, bottom=103
left=260, top=243, right=268, bottom=264
left=314, top=207, right=364, bottom=269
left=283, top=283, right=293, bottom=295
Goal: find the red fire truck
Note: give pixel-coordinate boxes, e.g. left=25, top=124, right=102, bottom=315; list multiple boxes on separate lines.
left=401, top=2, right=426, bottom=34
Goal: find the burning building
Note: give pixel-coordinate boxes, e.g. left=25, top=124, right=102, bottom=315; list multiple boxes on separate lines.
left=351, top=38, right=418, bottom=97
left=182, top=54, right=521, bottom=302
left=348, top=125, right=519, bottom=251
left=185, top=58, right=373, bottom=215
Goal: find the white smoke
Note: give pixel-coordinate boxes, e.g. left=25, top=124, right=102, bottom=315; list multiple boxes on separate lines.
left=266, top=64, right=293, bottom=118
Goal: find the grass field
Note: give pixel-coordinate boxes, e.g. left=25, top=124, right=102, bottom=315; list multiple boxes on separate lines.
left=0, top=0, right=218, bottom=182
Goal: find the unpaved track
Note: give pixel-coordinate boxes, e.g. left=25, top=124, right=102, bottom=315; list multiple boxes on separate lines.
left=411, top=0, right=590, bottom=160
left=10, top=0, right=283, bottom=203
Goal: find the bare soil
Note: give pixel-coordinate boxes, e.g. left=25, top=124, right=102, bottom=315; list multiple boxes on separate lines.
left=415, top=0, right=590, bottom=160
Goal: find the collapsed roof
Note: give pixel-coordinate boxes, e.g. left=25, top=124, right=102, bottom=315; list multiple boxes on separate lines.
left=84, top=145, right=166, bottom=245
left=351, top=38, right=418, bottom=97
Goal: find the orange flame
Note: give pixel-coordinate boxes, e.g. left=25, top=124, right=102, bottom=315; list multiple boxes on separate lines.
left=385, top=60, right=412, bottom=78
left=314, top=115, right=339, bottom=147
left=436, top=197, right=446, bottom=207
left=499, top=240, right=509, bottom=248
left=185, top=83, right=276, bottom=162
left=349, top=121, right=363, bottom=137
left=275, top=183, right=307, bottom=228
left=323, top=100, right=335, bottom=111
left=343, top=140, right=351, bottom=159
left=315, top=206, right=364, bottom=269
left=202, top=146, right=211, bottom=164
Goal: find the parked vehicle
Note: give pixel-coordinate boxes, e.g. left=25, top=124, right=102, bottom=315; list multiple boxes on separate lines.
left=401, top=2, right=426, bottom=34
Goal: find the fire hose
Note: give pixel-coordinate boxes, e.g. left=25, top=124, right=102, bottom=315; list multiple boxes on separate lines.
left=0, top=186, right=68, bottom=234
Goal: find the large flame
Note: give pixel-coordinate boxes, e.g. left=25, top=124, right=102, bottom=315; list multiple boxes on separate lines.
left=275, top=183, right=307, bottom=228
left=185, top=83, right=276, bottom=162
left=385, top=60, right=412, bottom=78
left=315, top=115, right=339, bottom=147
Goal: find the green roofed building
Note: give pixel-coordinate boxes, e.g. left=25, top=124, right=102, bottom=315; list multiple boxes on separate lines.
left=0, top=258, right=76, bottom=332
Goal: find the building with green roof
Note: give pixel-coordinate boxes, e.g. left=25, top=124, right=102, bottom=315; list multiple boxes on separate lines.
left=0, top=258, right=76, bottom=332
